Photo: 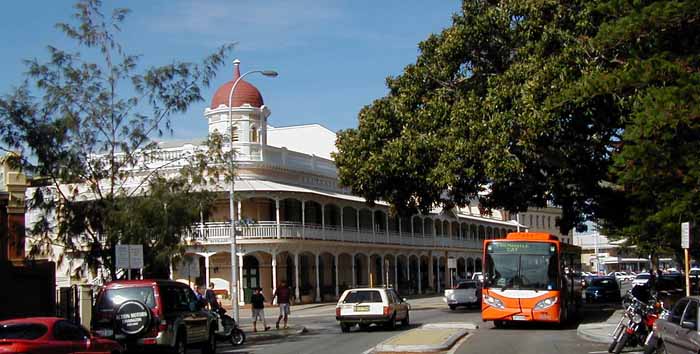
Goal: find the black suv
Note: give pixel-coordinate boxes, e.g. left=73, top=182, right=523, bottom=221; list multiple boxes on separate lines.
left=91, top=279, right=216, bottom=354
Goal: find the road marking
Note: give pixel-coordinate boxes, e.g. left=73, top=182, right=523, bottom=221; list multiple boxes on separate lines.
left=361, top=346, right=375, bottom=354
left=445, top=332, right=475, bottom=354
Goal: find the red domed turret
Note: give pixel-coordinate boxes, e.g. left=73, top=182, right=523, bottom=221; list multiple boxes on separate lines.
left=210, top=59, right=264, bottom=109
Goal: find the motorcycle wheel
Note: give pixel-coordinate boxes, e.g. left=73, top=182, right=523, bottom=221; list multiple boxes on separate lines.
left=642, top=333, right=657, bottom=354
left=613, top=332, right=630, bottom=354
left=608, top=325, right=623, bottom=353
left=230, top=328, right=246, bottom=346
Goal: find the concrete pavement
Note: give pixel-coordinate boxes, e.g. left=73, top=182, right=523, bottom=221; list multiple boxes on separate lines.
left=576, top=308, right=624, bottom=344
left=374, top=323, right=476, bottom=354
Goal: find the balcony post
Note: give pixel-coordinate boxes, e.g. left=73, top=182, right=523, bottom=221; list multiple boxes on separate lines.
left=275, top=199, right=281, bottom=239
left=351, top=253, right=356, bottom=287
left=315, top=253, right=321, bottom=302
left=271, top=252, right=277, bottom=303
left=417, top=256, right=422, bottom=294
left=371, top=211, right=376, bottom=244
left=294, top=252, right=301, bottom=303
left=340, top=207, right=344, bottom=242
left=334, top=254, right=339, bottom=299
left=321, top=203, right=326, bottom=241
left=385, top=213, right=389, bottom=244
left=301, top=201, right=306, bottom=240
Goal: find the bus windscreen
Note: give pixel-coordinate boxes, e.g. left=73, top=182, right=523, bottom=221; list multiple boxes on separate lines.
left=485, top=242, right=559, bottom=291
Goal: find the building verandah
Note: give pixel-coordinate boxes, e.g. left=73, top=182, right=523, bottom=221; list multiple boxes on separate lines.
left=174, top=242, right=483, bottom=304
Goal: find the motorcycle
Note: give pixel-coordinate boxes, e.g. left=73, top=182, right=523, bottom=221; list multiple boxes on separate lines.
left=608, top=290, right=658, bottom=354
left=641, top=302, right=671, bottom=354
left=214, top=308, right=246, bottom=346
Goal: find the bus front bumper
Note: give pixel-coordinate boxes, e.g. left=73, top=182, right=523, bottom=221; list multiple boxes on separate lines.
left=481, top=305, right=560, bottom=323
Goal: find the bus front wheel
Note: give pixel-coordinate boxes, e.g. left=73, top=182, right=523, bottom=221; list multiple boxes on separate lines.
left=494, top=320, right=506, bottom=329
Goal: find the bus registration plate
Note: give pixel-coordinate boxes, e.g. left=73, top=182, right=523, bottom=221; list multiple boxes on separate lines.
left=512, top=315, right=527, bottom=321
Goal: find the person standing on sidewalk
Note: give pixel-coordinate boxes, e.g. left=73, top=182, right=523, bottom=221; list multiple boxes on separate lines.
left=251, top=287, right=270, bottom=332
left=271, top=280, right=292, bottom=329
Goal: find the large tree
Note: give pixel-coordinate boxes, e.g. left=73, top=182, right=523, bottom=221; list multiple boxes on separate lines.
left=335, top=0, right=700, bottom=258
left=335, top=0, right=608, bottom=232
left=0, top=0, right=233, bottom=279
left=568, top=0, right=700, bottom=258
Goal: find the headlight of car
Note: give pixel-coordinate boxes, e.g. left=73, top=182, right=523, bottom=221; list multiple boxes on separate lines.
left=632, top=313, right=643, bottom=324
left=483, top=294, right=505, bottom=309
left=534, top=296, right=558, bottom=310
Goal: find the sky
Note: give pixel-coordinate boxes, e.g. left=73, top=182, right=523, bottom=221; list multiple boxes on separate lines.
left=0, top=0, right=462, bottom=141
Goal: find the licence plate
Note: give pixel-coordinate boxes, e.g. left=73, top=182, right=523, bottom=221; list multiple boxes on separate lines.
left=512, top=315, right=527, bottom=321
left=355, top=305, right=370, bottom=312
left=95, top=329, right=114, bottom=337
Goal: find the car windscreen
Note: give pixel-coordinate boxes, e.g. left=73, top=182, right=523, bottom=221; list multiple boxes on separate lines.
left=636, top=274, right=651, bottom=279
left=457, top=282, right=477, bottom=289
left=97, top=286, right=156, bottom=311
left=0, top=323, right=48, bottom=339
left=590, top=278, right=617, bottom=288
left=343, top=290, right=382, bottom=303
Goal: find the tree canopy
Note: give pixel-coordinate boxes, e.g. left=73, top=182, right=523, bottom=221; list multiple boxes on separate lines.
left=335, top=0, right=700, bottom=256
left=0, top=0, right=234, bottom=279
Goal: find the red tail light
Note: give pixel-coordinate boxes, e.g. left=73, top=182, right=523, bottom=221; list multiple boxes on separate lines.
left=335, top=307, right=341, bottom=317
left=383, top=306, right=391, bottom=317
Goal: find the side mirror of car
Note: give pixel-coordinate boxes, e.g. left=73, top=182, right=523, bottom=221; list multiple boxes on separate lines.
left=681, top=321, right=696, bottom=330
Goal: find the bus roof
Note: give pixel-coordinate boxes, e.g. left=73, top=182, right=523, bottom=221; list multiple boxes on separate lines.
left=505, top=232, right=559, bottom=241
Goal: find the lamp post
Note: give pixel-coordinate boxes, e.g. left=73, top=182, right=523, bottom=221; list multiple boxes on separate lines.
left=227, top=59, right=277, bottom=323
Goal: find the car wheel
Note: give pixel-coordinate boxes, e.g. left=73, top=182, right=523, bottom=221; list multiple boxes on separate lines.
left=401, top=313, right=410, bottom=327
left=202, top=328, right=216, bottom=354
left=172, top=335, right=186, bottom=354
left=385, top=314, right=396, bottom=331
left=449, top=305, right=457, bottom=310
left=359, top=323, right=370, bottom=331
left=340, top=322, right=351, bottom=333
left=654, top=341, right=667, bottom=354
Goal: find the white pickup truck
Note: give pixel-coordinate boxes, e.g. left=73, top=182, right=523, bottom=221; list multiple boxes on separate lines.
left=444, top=280, right=482, bottom=310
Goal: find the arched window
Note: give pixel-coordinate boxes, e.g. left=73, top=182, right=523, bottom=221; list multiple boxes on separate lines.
left=250, top=126, right=258, bottom=142
left=231, top=126, right=239, bottom=142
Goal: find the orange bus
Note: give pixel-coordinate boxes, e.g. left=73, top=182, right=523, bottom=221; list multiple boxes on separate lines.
left=481, top=232, right=582, bottom=327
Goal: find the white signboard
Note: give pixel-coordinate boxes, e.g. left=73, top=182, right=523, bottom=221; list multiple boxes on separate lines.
left=447, top=257, right=457, bottom=269
left=129, top=245, right=144, bottom=269
left=115, top=244, right=130, bottom=269
left=115, top=244, right=144, bottom=269
left=682, top=222, right=690, bottom=249
left=181, top=257, right=200, bottom=277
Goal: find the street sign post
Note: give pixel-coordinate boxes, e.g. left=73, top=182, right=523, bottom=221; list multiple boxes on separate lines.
left=682, top=222, right=691, bottom=296
left=115, top=244, right=144, bottom=280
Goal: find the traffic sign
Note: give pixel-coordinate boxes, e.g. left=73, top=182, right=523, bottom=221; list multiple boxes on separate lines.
left=115, top=244, right=144, bottom=269
left=115, top=245, right=130, bottom=269
left=682, top=222, right=690, bottom=249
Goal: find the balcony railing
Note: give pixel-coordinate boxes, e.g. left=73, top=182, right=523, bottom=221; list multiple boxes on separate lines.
left=186, top=222, right=484, bottom=249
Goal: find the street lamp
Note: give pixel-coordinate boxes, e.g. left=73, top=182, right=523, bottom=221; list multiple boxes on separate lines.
left=227, top=59, right=278, bottom=323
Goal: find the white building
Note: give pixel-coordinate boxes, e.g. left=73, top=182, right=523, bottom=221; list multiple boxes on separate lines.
left=508, top=206, right=572, bottom=244
left=29, top=60, right=524, bottom=304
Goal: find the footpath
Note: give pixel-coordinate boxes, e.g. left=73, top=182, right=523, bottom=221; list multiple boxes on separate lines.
left=577, top=307, right=625, bottom=344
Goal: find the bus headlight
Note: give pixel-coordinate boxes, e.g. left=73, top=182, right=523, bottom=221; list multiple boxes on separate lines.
left=534, top=296, right=558, bottom=310
left=483, top=294, right=505, bottom=309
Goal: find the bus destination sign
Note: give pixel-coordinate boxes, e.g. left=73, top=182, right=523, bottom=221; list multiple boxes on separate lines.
left=487, top=241, right=554, bottom=255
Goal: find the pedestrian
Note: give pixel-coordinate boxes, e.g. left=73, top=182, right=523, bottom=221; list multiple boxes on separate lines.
left=271, top=280, right=292, bottom=329
left=251, top=287, right=270, bottom=332
left=195, top=285, right=207, bottom=307
left=205, top=282, right=220, bottom=311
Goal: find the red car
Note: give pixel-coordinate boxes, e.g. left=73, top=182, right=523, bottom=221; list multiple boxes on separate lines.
left=0, top=317, right=122, bottom=354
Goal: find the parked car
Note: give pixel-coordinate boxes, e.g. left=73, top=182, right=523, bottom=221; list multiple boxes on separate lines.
left=335, top=288, right=410, bottom=332
left=0, top=317, right=122, bottom=354
left=690, top=268, right=700, bottom=295
left=633, top=272, right=652, bottom=287
left=585, top=276, right=621, bottom=303
left=645, top=296, right=698, bottom=354
left=444, top=280, right=481, bottom=310
left=656, top=274, right=686, bottom=307
left=91, top=279, right=217, bottom=354
left=471, top=272, right=484, bottom=282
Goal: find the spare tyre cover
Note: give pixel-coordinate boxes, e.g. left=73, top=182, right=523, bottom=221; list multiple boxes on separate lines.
left=115, top=300, right=151, bottom=335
